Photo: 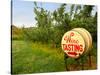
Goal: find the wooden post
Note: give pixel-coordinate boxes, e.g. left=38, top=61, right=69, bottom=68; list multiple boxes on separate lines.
left=64, top=53, right=69, bottom=71
left=88, top=52, right=92, bottom=68
left=74, top=57, right=80, bottom=70
left=81, top=56, right=84, bottom=70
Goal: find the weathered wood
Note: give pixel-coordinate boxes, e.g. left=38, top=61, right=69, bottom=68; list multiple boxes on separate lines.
left=64, top=53, right=69, bottom=71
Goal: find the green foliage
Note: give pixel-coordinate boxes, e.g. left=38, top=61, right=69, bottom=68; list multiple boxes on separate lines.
left=34, top=3, right=52, bottom=28
left=81, top=5, right=94, bottom=18
left=53, top=4, right=71, bottom=32
left=33, top=3, right=97, bottom=44
left=12, top=3, right=97, bottom=47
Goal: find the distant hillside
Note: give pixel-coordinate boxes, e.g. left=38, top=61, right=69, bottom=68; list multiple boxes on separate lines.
left=11, top=25, right=22, bottom=35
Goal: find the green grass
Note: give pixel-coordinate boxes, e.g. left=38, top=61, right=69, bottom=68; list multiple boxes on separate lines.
left=12, top=40, right=97, bottom=74
left=12, top=40, right=66, bottom=74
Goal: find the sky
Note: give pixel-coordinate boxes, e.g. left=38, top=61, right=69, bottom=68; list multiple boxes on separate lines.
left=12, top=0, right=64, bottom=27
left=12, top=0, right=97, bottom=28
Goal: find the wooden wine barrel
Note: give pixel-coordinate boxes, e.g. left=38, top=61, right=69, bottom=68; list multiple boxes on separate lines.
left=61, top=28, right=92, bottom=58
left=72, top=28, right=92, bottom=53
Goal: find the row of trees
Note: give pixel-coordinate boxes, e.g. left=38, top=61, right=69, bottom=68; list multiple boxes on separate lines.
left=21, top=2, right=97, bottom=47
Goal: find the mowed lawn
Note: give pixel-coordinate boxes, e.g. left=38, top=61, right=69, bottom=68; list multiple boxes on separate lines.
left=12, top=40, right=66, bottom=74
